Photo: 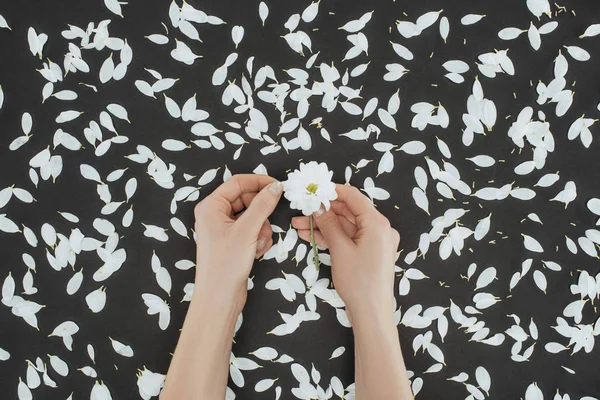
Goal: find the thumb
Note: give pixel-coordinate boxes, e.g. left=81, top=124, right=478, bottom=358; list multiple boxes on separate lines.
left=237, top=180, right=283, bottom=234
left=313, top=206, right=352, bottom=250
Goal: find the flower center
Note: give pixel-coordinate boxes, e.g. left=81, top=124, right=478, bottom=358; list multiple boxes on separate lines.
left=306, top=183, right=319, bottom=194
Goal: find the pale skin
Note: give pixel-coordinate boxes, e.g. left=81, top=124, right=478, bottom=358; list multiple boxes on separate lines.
left=160, top=174, right=413, bottom=400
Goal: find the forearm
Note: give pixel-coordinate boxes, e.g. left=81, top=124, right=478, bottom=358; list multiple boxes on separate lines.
left=160, top=290, right=239, bottom=400
left=352, top=310, right=413, bottom=400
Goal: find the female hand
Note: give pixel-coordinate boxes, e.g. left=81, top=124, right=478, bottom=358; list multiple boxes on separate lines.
left=291, top=184, right=400, bottom=321
left=161, top=174, right=283, bottom=400
left=193, top=174, right=283, bottom=314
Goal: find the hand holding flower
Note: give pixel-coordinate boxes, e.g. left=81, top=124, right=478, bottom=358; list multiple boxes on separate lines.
left=291, top=184, right=400, bottom=319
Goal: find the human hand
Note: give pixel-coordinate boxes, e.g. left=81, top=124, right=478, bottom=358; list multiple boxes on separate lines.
left=291, top=184, right=400, bottom=323
left=193, top=174, right=283, bottom=314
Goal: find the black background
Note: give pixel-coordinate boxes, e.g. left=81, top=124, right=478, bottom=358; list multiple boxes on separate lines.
left=1, top=0, right=600, bottom=398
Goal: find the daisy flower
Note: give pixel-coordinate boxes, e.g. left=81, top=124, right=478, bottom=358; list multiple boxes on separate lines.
left=283, top=161, right=337, bottom=268
left=283, top=161, right=338, bottom=216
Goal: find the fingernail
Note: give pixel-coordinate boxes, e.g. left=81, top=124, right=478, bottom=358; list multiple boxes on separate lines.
left=257, top=237, right=267, bottom=250
left=314, top=205, right=325, bottom=217
left=269, top=181, right=283, bottom=195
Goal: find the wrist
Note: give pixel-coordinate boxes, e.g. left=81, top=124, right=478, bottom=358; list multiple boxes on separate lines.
left=348, top=301, right=396, bottom=330
left=189, top=281, right=245, bottom=326
left=194, top=266, right=248, bottom=311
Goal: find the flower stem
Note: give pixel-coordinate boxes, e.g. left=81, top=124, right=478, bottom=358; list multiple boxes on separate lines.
left=309, top=215, right=320, bottom=270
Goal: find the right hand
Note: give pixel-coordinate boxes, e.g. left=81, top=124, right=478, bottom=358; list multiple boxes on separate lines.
left=291, top=184, right=400, bottom=322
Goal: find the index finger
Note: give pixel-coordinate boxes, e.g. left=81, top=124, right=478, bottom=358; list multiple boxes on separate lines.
left=213, top=174, right=276, bottom=204
left=333, top=184, right=377, bottom=219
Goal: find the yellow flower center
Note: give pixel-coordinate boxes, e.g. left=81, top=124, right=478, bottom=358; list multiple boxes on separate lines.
left=306, top=183, right=318, bottom=194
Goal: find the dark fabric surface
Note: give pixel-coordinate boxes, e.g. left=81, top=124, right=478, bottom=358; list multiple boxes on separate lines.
left=1, top=0, right=600, bottom=398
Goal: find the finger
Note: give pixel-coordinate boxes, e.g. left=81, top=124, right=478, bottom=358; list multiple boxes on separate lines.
left=256, top=219, right=273, bottom=252
left=297, top=229, right=328, bottom=248
left=330, top=201, right=356, bottom=224
left=313, top=207, right=353, bottom=249
left=292, top=215, right=357, bottom=237
left=231, top=192, right=258, bottom=216
left=237, top=181, right=283, bottom=235
left=339, top=217, right=358, bottom=237
left=333, top=184, right=377, bottom=224
left=214, top=174, right=276, bottom=204
left=291, top=216, right=314, bottom=230
left=255, top=237, right=273, bottom=259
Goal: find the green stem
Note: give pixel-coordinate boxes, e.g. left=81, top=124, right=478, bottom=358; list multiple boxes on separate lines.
left=309, top=215, right=320, bottom=270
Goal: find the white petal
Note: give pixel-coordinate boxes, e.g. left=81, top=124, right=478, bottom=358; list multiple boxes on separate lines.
left=251, top=347, right=278, bottom=361
left=578, top=237, right=598, bottom=257
left=164, top=95, right=181, bottom=118
left=587, top=198, right=600, bottom=215
left=475, top=267, right=496, bottom=290
left=146, top=34, right=169, bottom=45
left=80, top=164, right=103, bottom=183
left=528, top=24, right=541, bottom=51
left=21, top=113, right=33, bottom=135
left=523, top=234, right=544, bottom=252
left=162, top=139, right=187, bottom=152
left=104, top=0, right=123, bottom=17
left=545, top=342, right=568, bottom=353
left=99, top=54, right=115, bottom=83
left=110, top=338, right=134, bottom=357
left=416, top=11, right=441, bottom=31
left=399, top=141, right=426, bottom=155
left=66, top=271, right=83, bottom=295
left=90, top=381, right=112, bottom=400
left=443, top=60, right=469, bottom=73
left=412, top=187, right=429, bottom=214
left=439, top=16, right=449, bottom=42
left=49, top=355, right=69, bottom=376
left=475, top=367, right=491, bottom=393
left=387, top=90, right=401, bottom=115
left=533, top=270, right=547, bottom=293
left=535, top=173, right=559, bottom=187
left=565, top=45, right=591, bottom=61
left=2, top=272, right=15, bottom=303
left=19, top=379, right=32, bottom=400
left=170, top=217, right=188, bottom=238
left=362, top=97, right=378, bottom=120
left=85, top=287, right=107, bottom=313
left=539, top=21, right=558, bottom=35
left=391, top=42, right=413, bottom=60
left=377, top=108, right=396, bottom=131
left=468, top=155, right=495, bottom=167
left=255, top=379, right=277, bottom=392
left=0, top=214, right=19, bottom=233
left=498, top=27, right=524, bottom=40
left=474, top=214, right=491, bottom=241
left=581, top=23, right=600, bottom=38
left=291, top=363, right=310, bottom=384
left=461, top=14, right=485, bottom=25
left=259, top=2, right=269, bottom=25
left=329, top=347, right=345, bottom=359
left=135, top=80, right=155, bottom=98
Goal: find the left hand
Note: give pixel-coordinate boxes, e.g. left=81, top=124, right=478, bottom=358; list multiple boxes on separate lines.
left=193, top=174, right=283, bottom=314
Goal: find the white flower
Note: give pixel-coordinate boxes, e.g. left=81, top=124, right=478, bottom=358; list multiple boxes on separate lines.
left=283, top=161, right=337, bottom=216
